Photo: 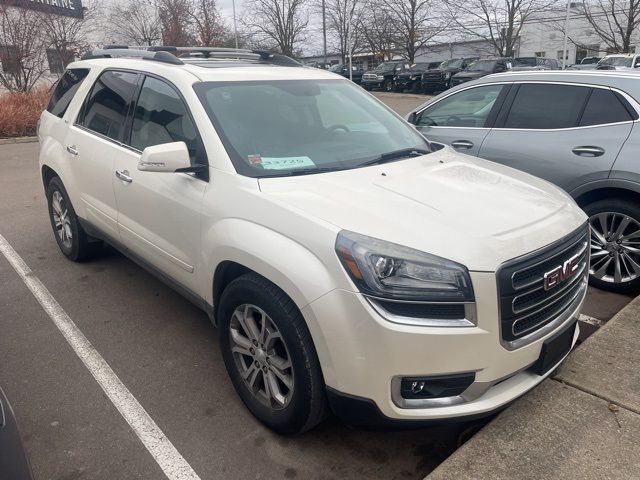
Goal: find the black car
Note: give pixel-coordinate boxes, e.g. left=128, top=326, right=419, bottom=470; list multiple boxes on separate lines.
left=329, top=63, right=365, bottom=84
left=0, top=387, right=34, bottom=480
left=450, top=58, right=511, bottom=87
left=361, top=62, right=409, bottom=91
left=393, top=62, right=440, bottom=93
left=420, top=57, right=478, bottom=93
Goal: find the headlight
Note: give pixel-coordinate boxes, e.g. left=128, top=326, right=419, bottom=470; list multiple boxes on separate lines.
left=335, top=231, right=474, bottom=302
left=444, top=72, right=452, bottom=79
left=410, top=75, right=417, bottom=80
left=377, top=75, right=385, bottom=81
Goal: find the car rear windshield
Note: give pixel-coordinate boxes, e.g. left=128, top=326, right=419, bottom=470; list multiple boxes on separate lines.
left=194, top=79, right=430, bottom=177
left=514, top=57, right=537, bottom=67
left=599, top=57, right=632, bottom=67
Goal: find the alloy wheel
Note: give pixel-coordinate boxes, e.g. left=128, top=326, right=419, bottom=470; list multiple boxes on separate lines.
left=589, top=212, right=640, bottom=284
left=51, top=190, right=73, bottom=249
left=229, top=304, right=294, bottom=410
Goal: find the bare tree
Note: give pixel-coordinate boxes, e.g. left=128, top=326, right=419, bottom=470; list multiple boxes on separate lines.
left=358, top=1, right=397, bottom=60
left=321, top=0, right=362, bottom=63
left=381, top=0, right=447, bottom=62
left=189, top=0, right=227, bottom=46
left=0, top=6, right=48, bottom=92
left=243, top=0, right=309, bottom=56
left=448, top=0, right=558, bottom=57
left=158, top=0, right=194, bottom=46
left=580, top=0, right=640, bottom=53
left=108, top=0, right=162, bottom=46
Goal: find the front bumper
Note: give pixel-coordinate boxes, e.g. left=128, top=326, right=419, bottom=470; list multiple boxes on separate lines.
left=361, top=79, right=384, bottom=89
left=301, top=271, right=585, bottom=423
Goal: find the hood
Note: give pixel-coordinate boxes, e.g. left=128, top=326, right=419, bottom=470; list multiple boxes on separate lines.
left=454, top=71, right=488, bottom=79
left=397, top=70, right=423, bottom=78
left=258, top=148, right=586, bottom=271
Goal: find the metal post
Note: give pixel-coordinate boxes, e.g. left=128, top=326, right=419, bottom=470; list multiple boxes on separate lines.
left=322, top=0, right=327, bottom=68
left=232, top=0, right=239, bottom=50
left=561, top=0, right=571, bottom=69
left=348, top=1, right=353, bottom=81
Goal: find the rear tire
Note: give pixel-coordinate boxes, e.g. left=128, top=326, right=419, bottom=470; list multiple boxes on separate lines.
left=46, top=177, right=102, bottom=261
left=218, top=273, right=327, bottom=434
left=584, top=198, right=640, bottom=293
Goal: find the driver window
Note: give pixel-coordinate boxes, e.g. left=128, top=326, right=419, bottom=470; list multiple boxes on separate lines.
left=415, top=84, right=504, bottom=128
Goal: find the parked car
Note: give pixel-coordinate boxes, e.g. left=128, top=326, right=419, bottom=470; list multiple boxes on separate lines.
left=393, top=62, right=434, bottom=93
left=0, top=387, right=34, bottom=480
left=329, top=63, right=365, bottom=84
left=421, top=57, right=478, bottom=93
left=450, top=58, right=512, bottom=87
left=512, top=57, right=561, bottom=71
left=407, top=70, right=640, bottom=293
left=361, top=61, right=410, bottom=91
left=568, top=56, right=601, bottom=70
left=596, top=54, right=640, bottom=70
left=39, top=47, right=588, bottom=433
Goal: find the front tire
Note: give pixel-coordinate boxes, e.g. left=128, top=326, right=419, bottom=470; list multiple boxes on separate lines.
left=46, top=176, right=102, bottom=261
left=585, top=198, right=640, bottom=293
left=218, top=273, right=327, bottom=434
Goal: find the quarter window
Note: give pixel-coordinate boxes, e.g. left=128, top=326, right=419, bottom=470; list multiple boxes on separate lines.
left=579, top=88, right=634, bottom=126
left=416, top=85, right=504, bottom=128
left=46, top=68, right=89, bottom=118
left=504, top=84, right=589, bottom=129
left=130, top=76, right=199, bottom=162
left=80, top=71, right=139, bottom=142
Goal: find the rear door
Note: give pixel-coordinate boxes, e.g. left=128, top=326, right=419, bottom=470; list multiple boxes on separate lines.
left=479, top=83, right=634, bottom=192
left=411, top=83, right=510, bottom=156
left=66, top=70, right=140, bottom=240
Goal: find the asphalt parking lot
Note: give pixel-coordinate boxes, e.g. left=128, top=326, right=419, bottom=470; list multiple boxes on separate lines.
left=0, top=93, right=634, bottom=480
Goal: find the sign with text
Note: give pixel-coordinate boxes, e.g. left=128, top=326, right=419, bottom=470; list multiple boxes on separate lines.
left=4, top=0, right=84, bottom=19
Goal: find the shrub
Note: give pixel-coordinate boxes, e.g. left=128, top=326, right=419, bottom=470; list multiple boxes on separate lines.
left=0, top=88, right=50, bottom=138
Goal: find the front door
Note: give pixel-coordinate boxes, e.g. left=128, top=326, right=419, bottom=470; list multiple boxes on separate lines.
left=112, top=75, right=207, bottom=293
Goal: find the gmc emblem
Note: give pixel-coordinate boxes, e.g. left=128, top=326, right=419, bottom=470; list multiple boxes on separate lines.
left=543, top=253, right=581, bottom=291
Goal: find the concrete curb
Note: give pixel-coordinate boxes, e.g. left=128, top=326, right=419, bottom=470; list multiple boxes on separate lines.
left=426, top=297, right=640, bottom=480
left=0, top=136, right=38, bottom=145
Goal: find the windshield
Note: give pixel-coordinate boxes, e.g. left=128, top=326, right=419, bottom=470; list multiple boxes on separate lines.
left=514, top=57, right=537, bottom=67
left=329, top=64, right=344, bottom=72
left=440, top=59, right=463, bottom=69
left=600, top=56, right=632, bottom=67
left=409, top=63, right=429, bottom=71
left=465, top=60, right=497, bottom=72
left=373, top=62, right=394, bottom=71
left=582, top=57, right=600, bottom=64
left=194, top=80, right=430, bottom=177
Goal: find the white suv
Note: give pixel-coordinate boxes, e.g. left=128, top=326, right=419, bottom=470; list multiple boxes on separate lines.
left=39, top=47, right=589, bottom=434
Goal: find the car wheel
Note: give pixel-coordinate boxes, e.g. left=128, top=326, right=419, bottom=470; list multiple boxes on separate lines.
left=218, top=273, right=327, bottom=434
left=46, top=176, right=102, bottom=261
left=585, top=198, right=640, bottom=293
left=384, top=80, right=394, bottom=92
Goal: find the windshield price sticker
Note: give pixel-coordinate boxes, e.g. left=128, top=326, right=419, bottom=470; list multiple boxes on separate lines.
left=259, top=156, right=316, bottom=170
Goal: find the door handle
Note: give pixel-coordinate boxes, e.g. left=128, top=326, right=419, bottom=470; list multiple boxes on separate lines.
left=66, top=145, right=78, bottom=156
left=451, top=140, right=474, bottom=150
left=572, top=146, right=605, bottom=157
left=115, top=169, right=133, bottom=183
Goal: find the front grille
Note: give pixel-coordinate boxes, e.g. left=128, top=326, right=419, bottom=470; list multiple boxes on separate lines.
left=422, top=71, right=445, bottom=85
left=497, top=225, right=589, bottom=345
left=363, top=73, right=378, bottom=81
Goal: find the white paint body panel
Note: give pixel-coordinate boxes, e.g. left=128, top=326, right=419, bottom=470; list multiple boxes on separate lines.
left=39, top=58, right=588, bottom=422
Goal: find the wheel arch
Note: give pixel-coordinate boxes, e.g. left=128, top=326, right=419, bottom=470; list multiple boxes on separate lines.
left=41, top=164, right=60, bottom=190
left=572, top=182, right=640, bottom=208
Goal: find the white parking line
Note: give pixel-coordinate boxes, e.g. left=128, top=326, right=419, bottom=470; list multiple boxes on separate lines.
left=579, top=314, right=604, bottom=327
left=0, top=234, right=202, bottom=480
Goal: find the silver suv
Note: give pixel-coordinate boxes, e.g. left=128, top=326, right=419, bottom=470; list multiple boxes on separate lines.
left=408, top=70, right=640, bottom=293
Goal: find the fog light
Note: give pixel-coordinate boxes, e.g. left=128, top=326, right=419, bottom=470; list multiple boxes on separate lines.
left=400, top=373, right=475, bottom=400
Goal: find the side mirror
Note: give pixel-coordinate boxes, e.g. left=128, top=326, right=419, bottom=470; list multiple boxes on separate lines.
left=408, top=111, right=418, bottom=124
left=138, top=142, right=193, bottom=173
left=635, top=59, right=640, bottom=68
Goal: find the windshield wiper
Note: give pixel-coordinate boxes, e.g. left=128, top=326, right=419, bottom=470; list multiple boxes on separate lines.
left=359, top=147, right=430, bottom=167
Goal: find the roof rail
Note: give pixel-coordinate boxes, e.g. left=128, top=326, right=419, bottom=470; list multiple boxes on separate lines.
left=81, top=46, right=302, bottom=67
left=81, top=48, right=183, bottom=65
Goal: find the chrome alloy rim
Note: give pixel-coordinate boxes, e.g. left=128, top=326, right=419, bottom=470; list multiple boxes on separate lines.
left=229, top=304, right=294, bottom=409
left=51, top=190, right=72, bottom=249
left=589, top=212, right=640, bottom=283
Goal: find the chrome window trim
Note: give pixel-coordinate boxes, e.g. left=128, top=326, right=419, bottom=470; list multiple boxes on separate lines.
left=365, top=296, right=477, bottom=327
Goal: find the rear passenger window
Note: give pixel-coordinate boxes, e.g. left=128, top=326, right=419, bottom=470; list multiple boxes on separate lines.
left=129, top=76, right=199, bottom=162
left=80, top=71, right=139, bottom=142
left=579, top=89, right=633, bottom=126
left=46, top=68, right=89, bottom=118
left=504, top=84, right=590, bottom=129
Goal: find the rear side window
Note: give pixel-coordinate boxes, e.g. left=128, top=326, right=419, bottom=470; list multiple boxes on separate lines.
left=579, top=88, right=634, bottom=126
left=46, top=68, right=89, bottom=118
left=129, top=76, right=199, bottom=162
left=79, top=70, right=139, bottom=142
left=504, top=84, right=590, bottom=129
